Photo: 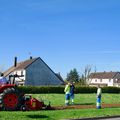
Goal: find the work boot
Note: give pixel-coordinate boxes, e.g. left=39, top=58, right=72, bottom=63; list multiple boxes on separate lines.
left=65, top=103, right=69, bottom=106
left=72, top=102, right=74, bottom=105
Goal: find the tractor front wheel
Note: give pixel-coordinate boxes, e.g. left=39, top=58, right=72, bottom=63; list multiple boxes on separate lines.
left=20, top=105, right=27, bottom=111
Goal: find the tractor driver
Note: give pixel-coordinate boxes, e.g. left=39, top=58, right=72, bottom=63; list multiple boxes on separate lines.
left=0, top=73, right=9, bottom=85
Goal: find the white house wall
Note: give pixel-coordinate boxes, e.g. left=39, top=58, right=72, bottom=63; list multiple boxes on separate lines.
left=108, top=79, right=113, bottom=86
left=13, top=70, right=26, bottom=81
left=6, top=70, right=26, bottom=85
left=90, top=78, right=114, bottom=86
left=25, top=58, right=63, bottom=86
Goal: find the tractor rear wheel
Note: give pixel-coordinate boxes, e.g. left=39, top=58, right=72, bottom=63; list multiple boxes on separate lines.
left=0, top=88, right=23, bottom=111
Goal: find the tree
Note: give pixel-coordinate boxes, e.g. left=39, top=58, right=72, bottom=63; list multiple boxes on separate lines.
left=79, top=74, right=86, bottom=85
left=66, top=68, right=79, bottom=82
left=81, top=65, right=92, bottom=85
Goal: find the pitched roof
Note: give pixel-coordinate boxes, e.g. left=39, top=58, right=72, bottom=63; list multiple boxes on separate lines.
left=3, top=57, right=64, bottom=83
left=89, top=72, right=119, bottom=79
left=37, top=57, right=64, bottom=83
left=4, top=57, right=39, bottom=77
left=55, top=73, right=64, bottom=83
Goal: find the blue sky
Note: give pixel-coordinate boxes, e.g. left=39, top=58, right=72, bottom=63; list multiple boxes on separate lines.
left=0, top=0, right=120, bottom=78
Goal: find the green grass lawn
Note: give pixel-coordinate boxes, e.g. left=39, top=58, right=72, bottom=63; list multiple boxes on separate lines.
left=0, top=94, right=120, bottom=120
left=0, top=108, right=120, bottom=120
left=32, top=93, right=120, bottom=106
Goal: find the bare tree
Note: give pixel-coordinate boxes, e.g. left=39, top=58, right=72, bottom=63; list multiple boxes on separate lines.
left=85, top=65, right=92, bottom=80
left=81, top=64, right=92, bottom=85
left=94, top=66, right=97, bottom=73
left=80, top=65, right=97, bottom=85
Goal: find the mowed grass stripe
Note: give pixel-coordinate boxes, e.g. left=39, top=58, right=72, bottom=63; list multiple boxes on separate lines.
left=0, top=94, right=119, bottom=120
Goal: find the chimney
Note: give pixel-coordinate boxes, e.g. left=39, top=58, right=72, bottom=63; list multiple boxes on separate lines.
left=30, top=56, right=33, bottom=59
left=14, top=57, right=17, bottom=67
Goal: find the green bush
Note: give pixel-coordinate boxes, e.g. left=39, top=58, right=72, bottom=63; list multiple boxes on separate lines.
left=74, top=86, right=96, bottom=93
left=17, top=86, right=65, bottom=94
left=17, top=86, right=120, bottom=94
left=102, top=87, right=120, bottom=93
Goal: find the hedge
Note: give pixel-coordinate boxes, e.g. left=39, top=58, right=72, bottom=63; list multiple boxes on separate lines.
left=17, top=86, right=120, bottom=94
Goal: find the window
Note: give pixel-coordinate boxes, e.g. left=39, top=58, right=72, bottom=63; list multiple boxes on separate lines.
left=100, top=79, right=102, bottom=82
left=109, top=79, right=111, bottom=82
left=95, top=79, right=97, bottom=82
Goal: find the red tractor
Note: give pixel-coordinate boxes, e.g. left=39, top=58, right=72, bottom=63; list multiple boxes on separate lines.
left=0, top=84, right=51, bottom=111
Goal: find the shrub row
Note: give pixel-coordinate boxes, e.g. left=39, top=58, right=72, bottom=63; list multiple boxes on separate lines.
left=17, top=86, right=120, bottom=94
left=102, top=87, right=120, bottom=93
left=17, top=86, right=65, bottom=94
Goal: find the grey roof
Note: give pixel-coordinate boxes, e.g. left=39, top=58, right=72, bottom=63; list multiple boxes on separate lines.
left=89, top=72, right=120, bottom=79
left=4, top=57, right=64, bottom=83
left=4, top=57, right=39, bottom=77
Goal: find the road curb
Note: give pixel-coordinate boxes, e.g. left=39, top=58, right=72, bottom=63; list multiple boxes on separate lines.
left=63, top=115, right=120, bottom=120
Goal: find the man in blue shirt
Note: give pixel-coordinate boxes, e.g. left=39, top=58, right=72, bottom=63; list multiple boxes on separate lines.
left=70, top=82, right=75, bottom=105
left=0, top=73, right=9, bottom=85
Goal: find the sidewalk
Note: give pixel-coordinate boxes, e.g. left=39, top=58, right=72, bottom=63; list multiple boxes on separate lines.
left=63, top=115, right=120, bottom=120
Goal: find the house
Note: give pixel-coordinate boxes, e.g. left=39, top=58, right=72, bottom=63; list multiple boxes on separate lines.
left=4, top=57, right=64, bottom=86
left=88, top=72, right=120, bottom=87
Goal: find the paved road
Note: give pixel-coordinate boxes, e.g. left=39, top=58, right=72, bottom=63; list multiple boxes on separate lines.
left=100, top=118, right=120, bottom=120
left=64, top=116, right=120, bottom=120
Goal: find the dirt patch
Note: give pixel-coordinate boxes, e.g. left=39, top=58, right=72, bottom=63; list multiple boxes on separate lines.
left=51, top=103, right=120, bottom=110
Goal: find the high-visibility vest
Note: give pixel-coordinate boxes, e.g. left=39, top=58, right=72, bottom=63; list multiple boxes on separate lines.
left=64, top=85, right=70, bottom=94
left=97, top=88, right=102, bottom=96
